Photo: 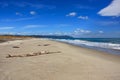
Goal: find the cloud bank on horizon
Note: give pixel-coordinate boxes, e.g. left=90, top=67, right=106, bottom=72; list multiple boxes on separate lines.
left=98, top=0, right=120, bottom=16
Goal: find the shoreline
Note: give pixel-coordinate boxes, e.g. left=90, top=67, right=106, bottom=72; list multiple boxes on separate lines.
left=51, top=39, right=120, bottom=62
left=0, top=38, right=120, bottom=80
left=50, top=39, right=120, bottom=55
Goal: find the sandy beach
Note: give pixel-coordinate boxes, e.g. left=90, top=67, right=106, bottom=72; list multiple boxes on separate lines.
left=0, top=38, right=120, bottom=80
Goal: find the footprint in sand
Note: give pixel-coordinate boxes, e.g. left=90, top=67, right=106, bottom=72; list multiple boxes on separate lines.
left=38, top=44, right=50, bottom=46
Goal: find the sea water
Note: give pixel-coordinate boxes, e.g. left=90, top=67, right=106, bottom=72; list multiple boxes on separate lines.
left=51, top=38, right=120, bottom=55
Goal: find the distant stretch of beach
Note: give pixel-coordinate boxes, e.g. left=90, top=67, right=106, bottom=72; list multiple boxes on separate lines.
left=0, top=38, right=120, bottom=80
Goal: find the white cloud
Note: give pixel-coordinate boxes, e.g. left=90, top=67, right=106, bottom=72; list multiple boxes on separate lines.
left=16, top=12, right=22, bottom=16
left=30, top=11, right=36, bottom=15
left=24, top=25, right=46, bottom=28
left=98, top=0, right=120, bottom=16
left=74, top=29, right=91, bottom=34
left=66, top=12, right=77, bottom=17
left=99, top=31, right=104, bottom=33
left=0, top=27, right=14, bottom=30
left=47, top=32, right=70, bottom=36
left=78, top=16, right=88, bottom=20
left=56, top=24, right=72, bottom=27
left=1, top=17, right=35, bottom=22
left=0, top=2, right=56, bottom=9
left=97, top=21, right=120, bottom=26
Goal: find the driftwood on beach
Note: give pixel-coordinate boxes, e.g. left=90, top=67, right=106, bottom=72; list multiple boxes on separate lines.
left=6, top=51, right=61, bottom=58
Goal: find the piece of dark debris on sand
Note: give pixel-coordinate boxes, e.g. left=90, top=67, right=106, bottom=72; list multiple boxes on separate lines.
left=43, top=44, right=50, bottom=46
left=38, top=44, right=41, bottom=46
left=12, top=46, right=20, bottom=48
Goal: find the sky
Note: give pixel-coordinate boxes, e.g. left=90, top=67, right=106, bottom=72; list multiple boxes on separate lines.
left=0, top=0, right=120, bottom=38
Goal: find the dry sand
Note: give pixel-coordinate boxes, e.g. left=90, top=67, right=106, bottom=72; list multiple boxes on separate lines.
left=0, top=38, right=120, bottom=80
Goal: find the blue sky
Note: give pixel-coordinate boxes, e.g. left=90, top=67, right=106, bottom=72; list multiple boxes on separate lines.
left=0, top=0, right=120, bottom=38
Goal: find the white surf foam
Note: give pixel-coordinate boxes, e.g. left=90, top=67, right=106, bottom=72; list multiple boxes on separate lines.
left=54, top=39, right=120, bottom=50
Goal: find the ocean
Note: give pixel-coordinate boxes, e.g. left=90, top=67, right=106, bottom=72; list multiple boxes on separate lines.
left=50, top=38, right=120, bottom=55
